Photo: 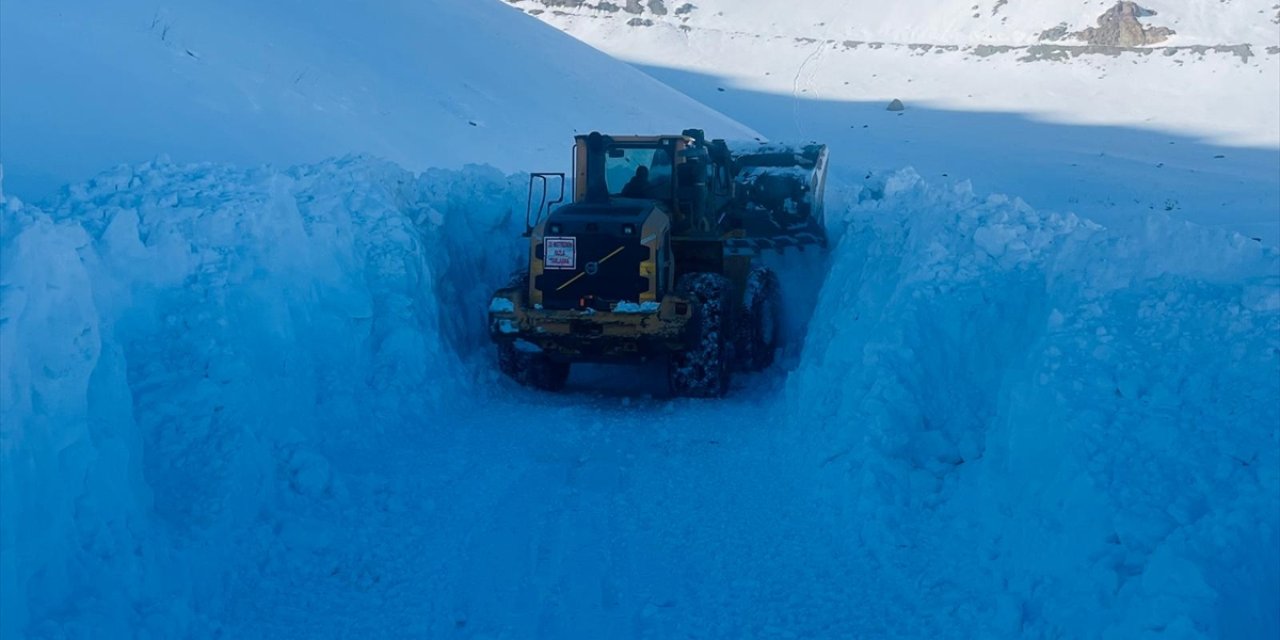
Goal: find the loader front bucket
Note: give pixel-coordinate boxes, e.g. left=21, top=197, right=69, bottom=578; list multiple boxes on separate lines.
left=728, top=142, right=830, bottom=252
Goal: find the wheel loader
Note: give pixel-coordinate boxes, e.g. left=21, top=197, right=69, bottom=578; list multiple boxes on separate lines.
left=487, top=129, right=828, bottom=397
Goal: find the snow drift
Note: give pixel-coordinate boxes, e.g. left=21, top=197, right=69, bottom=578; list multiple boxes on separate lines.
left=791, top=168, right=1280, bottom=637
left=0, top=157, right=527, bottom=636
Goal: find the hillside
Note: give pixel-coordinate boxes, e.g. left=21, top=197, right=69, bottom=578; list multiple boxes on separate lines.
left=515, top=0, right=1279, bottom=48
left=511, top=0, right=1280, bottom=242
left=0, top=0, right=753, bottom=199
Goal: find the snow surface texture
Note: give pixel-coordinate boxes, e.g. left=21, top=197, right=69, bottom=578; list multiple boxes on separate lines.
left=0, top=158, right=529, bottom=637
left=512, top=0, right=1280, bottom=243
left=0, top=0, right=754, bottom=200
left=3, top=158, right=1277, bottom=638
left=516, top=0, right=1280, bottom=49
left=792, top=168, right=1280, bottom=638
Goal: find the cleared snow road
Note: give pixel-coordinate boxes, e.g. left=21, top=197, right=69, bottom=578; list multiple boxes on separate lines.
left=218, top=370, right=935, bottom=639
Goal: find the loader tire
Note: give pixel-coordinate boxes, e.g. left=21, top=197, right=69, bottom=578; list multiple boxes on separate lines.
left=498, top=343, right=570, bottom=391
left=668, top=273, right=733, bottom=397
left=739, top=267, right=781, bottom=372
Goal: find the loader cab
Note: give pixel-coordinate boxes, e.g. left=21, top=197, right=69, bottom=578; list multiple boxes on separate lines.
left=573, top=133, right=682, bottom=203
left=603, top=146, right=674, bottom=200
left=570, top=131, right=727, bottom=236
left=519, top=131, right=738, bottom=312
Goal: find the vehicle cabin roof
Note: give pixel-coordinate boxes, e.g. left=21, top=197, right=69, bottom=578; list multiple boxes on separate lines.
left=554, top=199, right=654, bottom=221
left=573, top=134, right=693, bottom=145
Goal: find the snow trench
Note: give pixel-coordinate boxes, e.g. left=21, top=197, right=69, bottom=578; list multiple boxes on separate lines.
left=1, top=159, right=1277, bottom=637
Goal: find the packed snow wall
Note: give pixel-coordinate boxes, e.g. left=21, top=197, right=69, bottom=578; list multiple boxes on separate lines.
left=790, top=169, right=1280, bottom=638
left=0, top=158, right=527, bottom=636
left=3, top=158, right=1278, bottom=638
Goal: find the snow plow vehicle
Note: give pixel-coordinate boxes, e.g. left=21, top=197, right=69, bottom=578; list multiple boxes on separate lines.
left=488, top=129, right=828, bottom=396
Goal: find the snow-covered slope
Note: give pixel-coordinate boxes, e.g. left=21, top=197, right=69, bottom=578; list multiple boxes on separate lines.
left=511, top=0, right=1280, bottom=242
left=523, top=0, right=1279, bottom=47
left=0, top=0, right=753, bottom=199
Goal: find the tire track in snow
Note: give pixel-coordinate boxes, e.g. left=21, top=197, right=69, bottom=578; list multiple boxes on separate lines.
left=218, top=362, right=938, bottom=637
left=791, top=39, right=828, bottom=141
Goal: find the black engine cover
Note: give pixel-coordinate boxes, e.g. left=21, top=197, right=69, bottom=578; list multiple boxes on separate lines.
left=535, top=201, right=655, bottom=310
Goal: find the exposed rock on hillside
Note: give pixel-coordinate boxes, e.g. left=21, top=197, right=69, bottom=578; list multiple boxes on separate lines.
left=514, top=0, right=682, bottom=15
left=1073, top=1, right=1175, bottom=46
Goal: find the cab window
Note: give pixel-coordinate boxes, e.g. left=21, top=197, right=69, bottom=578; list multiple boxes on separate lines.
left=606, top=146, right=673, bottom=197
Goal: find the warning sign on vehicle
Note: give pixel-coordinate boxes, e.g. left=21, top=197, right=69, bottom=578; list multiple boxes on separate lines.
left=544, top=237, right=577, bottom=270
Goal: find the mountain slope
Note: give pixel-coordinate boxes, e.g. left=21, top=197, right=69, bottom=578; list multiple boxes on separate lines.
left=511, top=0, right=1280, bottom=242
left=519, top=0, right=1279, bottom=47
left=0, top=0, right=754, bottom=199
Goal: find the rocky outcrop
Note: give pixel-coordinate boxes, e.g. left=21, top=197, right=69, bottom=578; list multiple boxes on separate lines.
left=1072, top=2, right=1175, bottom=46
left=1038, top=23, right=1070, bottom=42
left=510, top=0, right=682, bottom=16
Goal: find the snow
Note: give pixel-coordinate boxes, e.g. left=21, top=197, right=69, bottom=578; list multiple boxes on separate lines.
left=3, top=0, right=1279, bottom=638
left=5, top=155, right=1275, bottom=638
left=512, top=338, right=543, bottom=353
left=535, top=0, right=1280, bottom=49
left=1, top=157, right=529, bottom=636
left=613, top=301, right=662, bottom=313
left=790, top=168, right=1280, bottom=637
left=0, top=0, right=754, bottom=200
left=511, top=0, right=1280, bottom=243
left=497, top=318, right=520, bottom=334
left=738, top=165, right=813, bottom=180
left=489, top=297, right=517, bottom=313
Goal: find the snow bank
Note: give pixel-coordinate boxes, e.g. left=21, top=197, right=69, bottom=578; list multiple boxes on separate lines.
left=0, top=157, right=524, bottom=637
left=1, top=175, right=172, bottom=637
left=790, top=169, right=1280, bottom=638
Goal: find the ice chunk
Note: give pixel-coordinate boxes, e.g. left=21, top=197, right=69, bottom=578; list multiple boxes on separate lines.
left=613, top=301, right=661, bottom=313
left=513, top=339, right=542, bottom=353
